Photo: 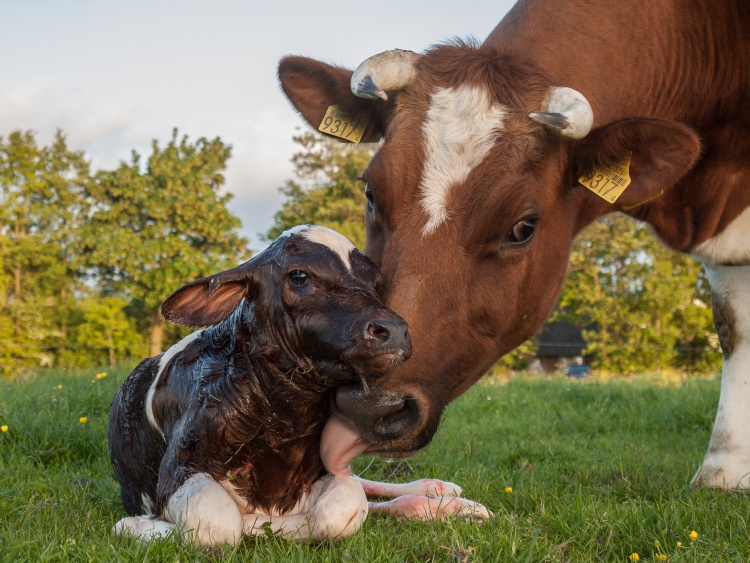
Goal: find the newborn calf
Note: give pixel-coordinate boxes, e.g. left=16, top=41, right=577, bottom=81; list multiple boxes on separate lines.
left=109, top=225, right=488, bottom=546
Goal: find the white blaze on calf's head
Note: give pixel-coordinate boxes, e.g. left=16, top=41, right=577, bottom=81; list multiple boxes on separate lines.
left=282, top=225, right=356, bottom=272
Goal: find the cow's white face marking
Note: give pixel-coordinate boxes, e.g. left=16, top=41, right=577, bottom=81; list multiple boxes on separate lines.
left=693, top=206, right=750, bottom=265
left=283, top=225, right=355, bottom=272
left=419, top=85, right=507, bottom=235
left=146, top=330, right=203, bottom=437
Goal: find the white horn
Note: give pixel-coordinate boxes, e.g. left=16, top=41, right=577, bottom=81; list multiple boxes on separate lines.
left=350, top=49, right=420, bottom=101
left=528, top=87, right=594, bottom=140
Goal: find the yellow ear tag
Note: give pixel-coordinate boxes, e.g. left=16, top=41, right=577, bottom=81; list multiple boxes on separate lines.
left=578, top=155, right=632, bottom=203
left=318, top=105, right=366, bottom=143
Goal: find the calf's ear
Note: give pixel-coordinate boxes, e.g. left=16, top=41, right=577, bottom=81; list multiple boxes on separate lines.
left=278, top=56, right=391, bottom=143
left=161, top=263, right=255, bottom=327
left=572, top=117, right=701, bottom=209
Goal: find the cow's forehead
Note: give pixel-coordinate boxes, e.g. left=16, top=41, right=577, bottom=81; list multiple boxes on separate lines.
left=280, top=225, right=355, bottom=271
left=419, top=84, right=507, bottom=235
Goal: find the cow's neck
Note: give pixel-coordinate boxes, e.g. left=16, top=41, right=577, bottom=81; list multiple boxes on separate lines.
left=489, top=0, right=750, bottom=126
left=490, top=0, right=750, bottom=254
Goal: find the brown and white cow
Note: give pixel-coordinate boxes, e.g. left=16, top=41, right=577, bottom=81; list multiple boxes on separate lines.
left=278, top=0, right=750, bottom=489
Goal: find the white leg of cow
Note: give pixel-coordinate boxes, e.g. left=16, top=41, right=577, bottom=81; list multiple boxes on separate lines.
left=113, top=474, right=243, bottom=545
left=113, top=515, right=176, bottom=542
left=243, top=475, right=367, bottom=543
left=163, top=473, right=244, bottom=546
left=693, top=263, right=750, bottom=489
left=356, top=476, right=463, bottom=497
left=356, top=477, right=491, bottom=521
left=368, top=495, right=491, bottom=521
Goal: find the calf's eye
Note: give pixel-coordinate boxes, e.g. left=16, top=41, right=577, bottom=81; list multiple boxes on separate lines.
left=289, top=269, right=310, bottom=288
left=505, top=218, right=537, bottom=247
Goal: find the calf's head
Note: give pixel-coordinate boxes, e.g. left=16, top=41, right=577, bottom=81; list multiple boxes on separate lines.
left=161, top=225, right=411, bottom=389
left=279, top=43, right=701, bottom=454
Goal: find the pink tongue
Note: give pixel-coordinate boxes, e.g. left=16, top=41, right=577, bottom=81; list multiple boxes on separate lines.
left=320, top=415, right=370, bottom=476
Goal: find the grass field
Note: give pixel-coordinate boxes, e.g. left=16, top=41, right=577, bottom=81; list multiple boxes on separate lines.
left=1, top=368, right=748, bottom=562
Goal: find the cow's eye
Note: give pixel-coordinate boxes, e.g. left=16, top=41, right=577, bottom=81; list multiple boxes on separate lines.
left=289, top=269, right=310, bottom=288
left=504, top=218, right=537, bottom=247
left=364, top=183, right=374, bottom=212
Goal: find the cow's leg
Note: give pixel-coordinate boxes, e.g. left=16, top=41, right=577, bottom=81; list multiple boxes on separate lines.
left=115, top=473, right=243, bottom=545
left=320, top=415, right=490, bottom=521
left=368, top=494, right=491, bottom=521
left=356, top=476, right=463, bottom=497
left=692, top=263, right=750, bottom=489
left=356, top=477, right=491, bottom=521
left=161, top=472, right=244, bottom=546
left=113, top=515, right=176, bottom=541
left=243, top=474, right=367, bottom=543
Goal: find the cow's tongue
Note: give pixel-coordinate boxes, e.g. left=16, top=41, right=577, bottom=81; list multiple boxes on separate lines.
left=320, top=415, right=370, bottom=476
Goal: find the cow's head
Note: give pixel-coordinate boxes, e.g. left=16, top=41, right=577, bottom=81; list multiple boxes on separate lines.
left=161, top=225, right=411, bottom=390
left=278, top=43, right=701, bottom=454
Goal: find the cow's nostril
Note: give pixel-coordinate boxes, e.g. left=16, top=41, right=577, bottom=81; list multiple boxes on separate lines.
left=367, top=321, right=391, bottom=342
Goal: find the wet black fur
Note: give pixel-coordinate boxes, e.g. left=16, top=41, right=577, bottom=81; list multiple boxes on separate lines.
left=108, top=229, right=410, bottom=517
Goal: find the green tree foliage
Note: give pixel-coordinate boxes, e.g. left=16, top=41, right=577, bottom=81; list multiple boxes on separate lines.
left=557, top=214, right=720, bottom=373
left=82, top=130, right=249, bottom=356
left=265, top=132, right=374, bottom=249
left=0, top=131, right=91, bottom=372
left=70, top=297, right=145, bottom=369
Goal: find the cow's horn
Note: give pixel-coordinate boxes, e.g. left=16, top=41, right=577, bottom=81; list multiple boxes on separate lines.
left=528, top=87, right=594, bottom=140
left=350, top=49, right=420, bottom=101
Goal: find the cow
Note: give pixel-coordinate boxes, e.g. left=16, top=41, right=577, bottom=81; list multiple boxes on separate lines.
left=108, top=225, right=489, bottom=547
left=277, top=0, right=750, bottom=490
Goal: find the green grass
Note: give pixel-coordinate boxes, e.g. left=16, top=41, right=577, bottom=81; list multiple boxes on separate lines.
left=1, top=369, right=747, bottom=562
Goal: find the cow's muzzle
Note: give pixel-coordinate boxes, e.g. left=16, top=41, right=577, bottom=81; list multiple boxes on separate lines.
left=333, top=385, right=425, bottom=452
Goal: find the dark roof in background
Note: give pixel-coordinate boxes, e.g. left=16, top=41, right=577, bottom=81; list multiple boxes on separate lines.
left=536, top=321, right=587, bottom=357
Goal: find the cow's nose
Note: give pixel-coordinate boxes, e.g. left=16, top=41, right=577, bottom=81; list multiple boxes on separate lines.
left=365, top=319, right=411, bottom=358
left=335, top=385, right=421, bottom=442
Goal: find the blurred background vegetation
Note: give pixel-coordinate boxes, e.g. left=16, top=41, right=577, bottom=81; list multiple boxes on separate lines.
left=0, top=128, right=720, bottom=377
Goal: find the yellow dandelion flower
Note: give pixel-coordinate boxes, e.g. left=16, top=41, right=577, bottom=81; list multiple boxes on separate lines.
left=689, top=530, right=698, bottom=541
left=57, top=384, right=63, bottom=389
left=79, top=417, right=88, bottom=424
left=504, top=487, right=513, bottom=493
left=629, top=553, right=640, bottom=561
left=677, top=542, right=682, bottom=547
left=96, top=372, right=107, bottom=380
left=655, top=555, right=667, bottom=562
left=1, top=425, right=8, bottom=432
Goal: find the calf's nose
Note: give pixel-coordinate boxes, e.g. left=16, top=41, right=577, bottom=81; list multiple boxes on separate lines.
left=365, top=319, right=411, bottom=359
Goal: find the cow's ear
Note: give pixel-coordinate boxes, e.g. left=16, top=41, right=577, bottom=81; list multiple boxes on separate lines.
left=572, top=117, right=701, bottom=210
left=278, top=56, right=392, bottom=143
left=161, top=263, right=256, bottom=327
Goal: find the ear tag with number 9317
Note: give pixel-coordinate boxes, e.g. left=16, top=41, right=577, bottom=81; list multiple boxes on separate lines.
left=318, top=106, right=366, bottom=143
left=578, top=155, right=632, bottom=203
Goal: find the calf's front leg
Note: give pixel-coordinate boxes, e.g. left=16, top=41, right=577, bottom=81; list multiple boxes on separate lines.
left=114, top=473, right=244, bottom=546
left=243, top=474, right=368, bottom=543
left=321, top=416, right=491, bottom=522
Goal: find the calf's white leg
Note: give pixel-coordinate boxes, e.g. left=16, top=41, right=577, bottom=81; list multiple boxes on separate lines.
left=693, top=263, right=750, bottom=488
left=243, top=474, right=368, bottom=543
left=114, top=473, right=244, bottom=546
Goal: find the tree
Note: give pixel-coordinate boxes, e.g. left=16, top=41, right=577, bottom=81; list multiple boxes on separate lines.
left=72, top=297, right=145, bottom=369
left=265, top=132, right=375, bottom=249
left=0, top=130, right=91, bottom=372
left=82, top=130, right=249, bottom=356
left=556, top=214, right=720, bottom=373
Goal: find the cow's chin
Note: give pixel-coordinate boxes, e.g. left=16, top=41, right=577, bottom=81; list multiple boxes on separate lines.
left=332, top=384, right=438, bottom=456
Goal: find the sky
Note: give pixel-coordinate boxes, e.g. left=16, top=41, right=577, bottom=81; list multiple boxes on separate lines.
left=2, top=0, right=516, bottom=252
